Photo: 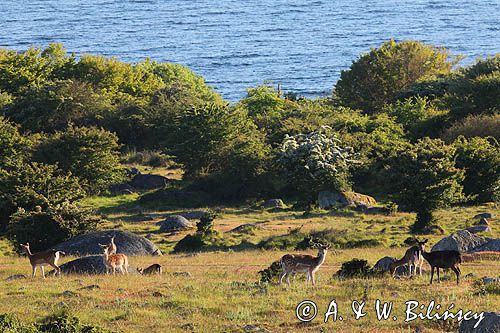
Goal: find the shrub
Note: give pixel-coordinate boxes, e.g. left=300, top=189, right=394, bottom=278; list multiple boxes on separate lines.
left=33, top=126, right=126, bottom=194
left=0, top=313, right=37, bottom=332
left=121, top=149, right=178, bottom=168
left=385, top=138, right=465, bottom=232
left=336, top=259, right=382, bottom=278
left=334, top=40, right=453, bottom=113
left=442, top=114, right=500, bottom=142
left=36, top=310, right=111, bottom=333
left=172, top=212, right=219, bottom=253
left=276, top=126, right=355, bottom=202
left=453, top=136, right=500, bottom=203
left=0, top=116, right=32, bottom=169
left=0, top=162, right=85, bottom=230
left=258, top=260, right=282, bottom=284
left=8, top=202, right=100, bottom=252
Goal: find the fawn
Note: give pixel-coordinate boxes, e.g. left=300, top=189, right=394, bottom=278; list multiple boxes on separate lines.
left=20, top=243, right=65, bottom=278
left=390, top=238, right=426, bottom=276
left=137, top=264, right=162, bottom=275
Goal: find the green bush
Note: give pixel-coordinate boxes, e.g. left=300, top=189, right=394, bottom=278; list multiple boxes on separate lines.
left=34, top=126, right=126, bottom=194
left=276, top=126, right=355, bottom=202
left=0, top=116, right=32, bottom=169
left=385, top=138, right=465, bottom=232
left=0, top=313, right=37, bottom=332
left=0, top=162, right=84, bottom=231
left=442, top=114, right=500, bottom=142
left=258, top=260, right=282, bottom=284
left=453, top=136, right=500, bottom=203
left=8, top=202, right=100, bottom=252
left=334, top=40, right=453, bottom=113
left=37, top=310, right=111, bottom=333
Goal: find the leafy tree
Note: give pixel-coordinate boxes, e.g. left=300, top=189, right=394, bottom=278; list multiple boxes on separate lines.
left=0, top=116, right=32, bottom=169
left=276, top=126, right=356, bottom=202
left=453, top=136, right=500, bottom=203
left=8, top=202, right=100, bottom=252
left=33, top=126, right=126, bottom=194
left=386, top=138, right=464, bottom=232
left=334, top=40, right=453, bottom=113
left=0, top=162, right=84, bottom=230
left=5, top=79, right=112, bottom=133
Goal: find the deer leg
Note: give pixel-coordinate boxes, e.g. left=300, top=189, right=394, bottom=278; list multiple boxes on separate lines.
left=41, top=266, right=45, bottom=279
left=430, top=266, right=434, bottom=284
left=49, top=263, right=61, bottom=276
left=279, top=271, right=286, bottom=285
left=32, top=266, right=37, bottom=278
left=436, top=268, right=440, bottom=283
left=451, top=266, right=460, bottom=285
left=286, top=273, right=291, bottom=286
left=409, top=264, right=413, bottom=276
left=121, top=265, right=126, bottom=275
left=311, top=271, right=316, bottom=286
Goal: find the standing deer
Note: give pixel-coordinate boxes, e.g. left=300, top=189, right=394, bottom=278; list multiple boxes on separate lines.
left=20, top=243, right=65, bottom=278
left=100, top=244, right=128, bottom=275
left=107, top=236, right=117, bottom=255
left=390, top=238, right=426, bottom=276
left=137, top=264, right=162, bottom=275
left=421, top=244, right=462, bottom=285
left=279, top=242, right=331, bottom=286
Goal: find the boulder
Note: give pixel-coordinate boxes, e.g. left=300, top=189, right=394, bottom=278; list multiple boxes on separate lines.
left=475, top=217, right=490, bottom=226
left=59, top=255, right=134, bottom=275
left=53, top=230, right=162, bottom=256
left=130, top=173, right=168, bottom=189
left=261, top=199, right=285, bottom=209
left=431, top=230, right=489, bottom=253
left=109, top=183, right=136, bottom=195
left=465, top=225, right=492, bottom=234
left=230, top=223, right=260, bottom=233
left=473, top=212, right=494, bottom=219
left=459, top=312, right=500, bottom=333
left=470, top=238, right=500, bottom=253
left=159, top=215, right=194, bottom=232
left=5, top=274, right=27, bottom=281
left=179, top=211, right=208, bottom=220
left=318, top=190, right=376, bottom=209
left=373, top=256, right=414, bottom=276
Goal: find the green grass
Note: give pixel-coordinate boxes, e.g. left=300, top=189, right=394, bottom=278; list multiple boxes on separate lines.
left=1, top=192, right=498, bottom=332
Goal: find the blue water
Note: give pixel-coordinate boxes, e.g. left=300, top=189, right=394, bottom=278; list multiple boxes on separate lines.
left=0, top=0, right=499, bottom=101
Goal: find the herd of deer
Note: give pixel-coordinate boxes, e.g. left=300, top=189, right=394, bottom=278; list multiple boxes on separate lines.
left=19, top=236, right=462, bottom=286
left=19, top=236, right=161, bottom=278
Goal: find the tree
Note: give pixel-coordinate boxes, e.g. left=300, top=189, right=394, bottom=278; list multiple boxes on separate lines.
left=276, top=126, right=356, bottom=202
left=0, top=162, right=84, bottom=230
left=453, top=136, right=500, bottom=203
left=334, top=40, right=453, bottom=113
left=0, top=116, right=32, bottom=169
left=386, top=138, right=464, bottom=232
left=33, top=126, right=126, bottom=194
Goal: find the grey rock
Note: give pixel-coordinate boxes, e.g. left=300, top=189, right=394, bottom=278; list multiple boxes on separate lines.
left=481, top=277, right=499, bottom=284
left=130, top=173, right=168, bottom=189
left=261, top=199, right=285, bottom=209
left=469, top=238, right=500, bottom=253
left=243, top=324, right=269, bottom=332
left=318, top=190, right=376, bottom=209
left=473, top=213, right=494, bottom=219
left=53, top=230, right=161, bottom=256
left=61, top=290, right=78, bottom=297
left=173, top=271, right=192, bottom=278
left=159, top=215, right=194, bottom=232
left=109, top=183, right=136, bottom=195
left=229, top=223, right=259, bottom=233
left=5, top=274, right=27, bottom=281
left=431, top=230, right=489, bottom=253
left=465, top=225, right=492, bottom=234
left=459, top=312, right=500, bottom=333
left=179, top=211, right=209, bottom=220
left=79, top=284, right=100, bottom=290
left=59, top=255, right=134, bottom=275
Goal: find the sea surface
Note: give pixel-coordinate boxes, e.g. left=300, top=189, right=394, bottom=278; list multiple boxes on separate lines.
left=0, top=0, right=499, bottom=101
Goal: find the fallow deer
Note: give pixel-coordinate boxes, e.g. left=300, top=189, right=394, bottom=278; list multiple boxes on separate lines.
left=20, top=243, right=65, bottom=278
left=279, top=242, right=331, bottom=286
left=100, top=244, right=128, bottom=275
left=421, top=242, right=462, bottom=285
left=137, top=264, right=162, bottom=275
left=389, top=238, right=426, bottom=276
left=107, top=236, right=117, bottom=255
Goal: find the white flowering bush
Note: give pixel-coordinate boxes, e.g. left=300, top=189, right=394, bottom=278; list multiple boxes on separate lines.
left=277, top=126, right=356, bottom=198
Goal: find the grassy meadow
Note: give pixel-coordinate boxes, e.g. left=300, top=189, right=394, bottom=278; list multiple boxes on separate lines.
left=0, top=184, right=498, bottom=332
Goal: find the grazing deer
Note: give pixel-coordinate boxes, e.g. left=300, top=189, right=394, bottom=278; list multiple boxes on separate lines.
left=279, top=242, right=331, bottom=286
left=20, top=243, right=65, bottom=278
left=390, top=238, right=426, bottom=276
left=100, top=244, right=128, bottom=275
left=137, top=264, right=162, bottom=275
left=421, top=246, right=462, bottom=285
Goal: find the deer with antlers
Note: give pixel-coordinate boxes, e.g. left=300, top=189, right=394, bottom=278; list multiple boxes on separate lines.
left=99, top=244, right=128, bottom=275
left=390, top=238, right=427, bottom=277
left=20, top=243, right=65, bottom=278
left=279, top=241, right=331, bottom=286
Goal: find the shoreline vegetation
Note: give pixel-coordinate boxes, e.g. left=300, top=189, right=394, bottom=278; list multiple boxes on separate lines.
left=0, top=40, right=499, bottom=332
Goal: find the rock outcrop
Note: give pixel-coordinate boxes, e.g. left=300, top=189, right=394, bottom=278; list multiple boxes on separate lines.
left=318, top=190, right=376, bottom=209
left=159, top=215, right=194, bottom=232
